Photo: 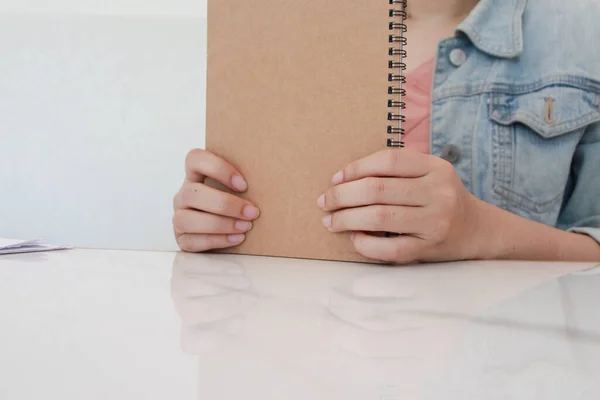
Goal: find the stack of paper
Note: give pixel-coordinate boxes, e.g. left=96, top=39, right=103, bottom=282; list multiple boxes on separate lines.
left=0, top=238, right=71, bottom=255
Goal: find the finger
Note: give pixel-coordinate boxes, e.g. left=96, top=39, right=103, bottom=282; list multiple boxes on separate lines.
left=176, top=182, right=260, bottom=220
left=332, top=149, right=434, bottom=185
left=324, top=205, right=425, bottom=234
left=351, top=232, right=427, bottom=264
left=177, top=233, right=246, bottom=253
left=173, top=209, right=254, bottom=235
left=319, top=177, right=427, bottom=211
left=185, top=149, right=248, bottom=192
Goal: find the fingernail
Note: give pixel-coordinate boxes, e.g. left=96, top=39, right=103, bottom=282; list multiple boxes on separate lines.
left=317, top=194, right=325, bottom=209
left=231, top=175, right=248, bottom=192
left=227, top=234, right=246, bottom=243
left=243, top=205, right=260, bottom=219
left=349, top=232, right=356, bottom=241
left=331, top=171, right=344, bottom=185
left=235, top=220, right=253, bottom=232
left=322, top=215, right=332, bottom=229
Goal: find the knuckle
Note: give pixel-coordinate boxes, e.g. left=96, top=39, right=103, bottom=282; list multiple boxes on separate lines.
left=365, top=177, right=387, bottom=202
left=179, top=185, right=197, bottom=208
left=172, top=210, right=188, bottom=233
left=424, top=213, right=451, bottom=242
left=434, top=157, right=455, bottom=176
left=326, top=188, right=339, bottom=208
left=393, top=244, right=414, bottom=264
left=329, top=213, right=341, bottom=231
left=185, top=148, right=205, bottom=167
left=385, top=149, right=401, bottom=171
left=439, top=156, right=454, bottom=170
left=173, top=191, right=181, bottom=210
left=343, top=164, right=356, bottom=181
left=438, top=187, right=458, bottom=207
left=206, top=235, right=226, bottom=250
left=214, top=197, right=232, bottom=214
left=331, top=212, right=349, bottom=232
left=373, top=206, right=391, bottom=225
left=177, top=234, right=197, bottom=252
left=393, top=244, right=406, bottom=263
left=368, top=177, right=387, bottom=198
left=352, top=240, right=371, bottom=260
left=207, top=216, right=227, bottom=233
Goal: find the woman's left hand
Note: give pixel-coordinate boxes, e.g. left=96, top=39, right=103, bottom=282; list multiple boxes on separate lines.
left=318, top=149, right=486, bottom=264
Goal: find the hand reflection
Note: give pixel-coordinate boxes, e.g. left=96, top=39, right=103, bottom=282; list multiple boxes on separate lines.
left=421, top=270, right=600, bottom=399
left=170, top=252, right=258, bottom=355
left=321, top=262, right=587, bottom=398
left=169, top=253, right=595, bottom=399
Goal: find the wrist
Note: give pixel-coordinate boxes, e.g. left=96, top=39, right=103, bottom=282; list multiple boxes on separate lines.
left=465, top=196, right=501, bottom=260
left=461, top=197, right=600, bottom=261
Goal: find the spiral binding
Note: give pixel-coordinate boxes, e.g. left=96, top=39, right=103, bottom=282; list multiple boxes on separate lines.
left=387, top=0, right=407, bottom=148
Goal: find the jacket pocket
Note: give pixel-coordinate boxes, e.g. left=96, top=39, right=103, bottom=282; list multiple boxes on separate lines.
left=488, top=86, right=600, bottom=217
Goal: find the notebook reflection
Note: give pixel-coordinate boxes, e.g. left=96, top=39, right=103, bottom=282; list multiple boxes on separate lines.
left=170, top=255, right=600, bottom=399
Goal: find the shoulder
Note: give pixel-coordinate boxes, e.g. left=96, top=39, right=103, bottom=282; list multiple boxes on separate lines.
left=524, top=0, right=599, bottom=27
left=520, top=0, right=600, bottom=82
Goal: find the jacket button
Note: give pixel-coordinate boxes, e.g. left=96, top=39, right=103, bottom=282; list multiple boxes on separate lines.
left=449, top=48, right=467, bottom=67
left=441, top=145, right=461, bottom=163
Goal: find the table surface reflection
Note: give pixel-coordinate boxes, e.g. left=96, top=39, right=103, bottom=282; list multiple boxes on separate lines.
left=0, top=249, right=598, bottom=399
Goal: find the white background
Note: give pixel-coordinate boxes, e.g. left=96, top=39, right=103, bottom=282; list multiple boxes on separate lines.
left=0, top=2, right=208, bottom=251
left=0, top=1, right=206, bottom=17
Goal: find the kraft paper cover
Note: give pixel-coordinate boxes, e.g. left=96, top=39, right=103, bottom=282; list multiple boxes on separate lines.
left=206, top=0, right=393, bottom=262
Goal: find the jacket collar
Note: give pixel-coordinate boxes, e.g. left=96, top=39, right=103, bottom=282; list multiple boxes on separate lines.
left=457, top=0, right=527, bottom=58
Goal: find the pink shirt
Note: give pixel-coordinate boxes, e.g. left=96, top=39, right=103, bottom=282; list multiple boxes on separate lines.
left=402, top=58, right=434, bottom=154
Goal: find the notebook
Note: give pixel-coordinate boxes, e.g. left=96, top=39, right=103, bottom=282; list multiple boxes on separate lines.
left=205, top=0, right=407, bottom=262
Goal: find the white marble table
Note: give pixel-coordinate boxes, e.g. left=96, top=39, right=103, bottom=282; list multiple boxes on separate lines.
left=0, top=249, right=598, bottom=399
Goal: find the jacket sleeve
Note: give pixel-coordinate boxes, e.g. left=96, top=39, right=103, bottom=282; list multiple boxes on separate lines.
left=557, top=121, right=600, bottom=244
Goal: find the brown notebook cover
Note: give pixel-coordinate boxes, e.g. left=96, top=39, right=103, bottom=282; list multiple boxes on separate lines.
left=206, top=1, right=404, bottom=262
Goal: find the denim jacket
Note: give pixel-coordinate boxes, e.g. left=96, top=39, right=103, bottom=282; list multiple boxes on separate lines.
left=431, top=0, right=600, bottom=244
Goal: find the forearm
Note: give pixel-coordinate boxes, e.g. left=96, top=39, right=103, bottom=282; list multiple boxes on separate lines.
left=473, top=199, right=600, bottom=262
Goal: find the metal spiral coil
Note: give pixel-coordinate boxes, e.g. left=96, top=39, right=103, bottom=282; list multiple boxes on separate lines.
left=387, top=0, right=407, bottom=148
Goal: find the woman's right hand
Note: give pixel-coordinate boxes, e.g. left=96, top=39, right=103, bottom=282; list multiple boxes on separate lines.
left=173, top=149, right=259, bottom=252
